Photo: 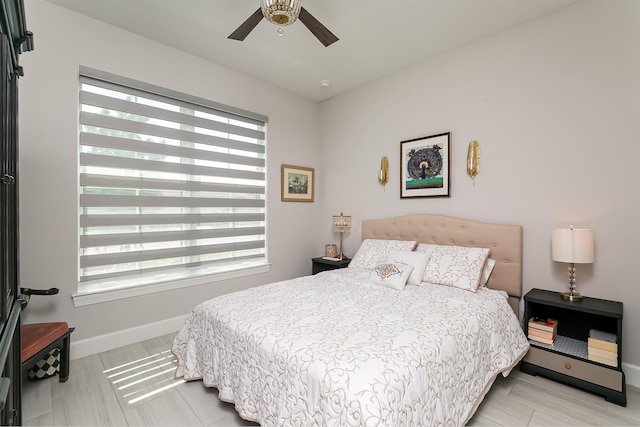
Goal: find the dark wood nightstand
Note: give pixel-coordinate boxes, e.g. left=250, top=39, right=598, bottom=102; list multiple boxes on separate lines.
left=311, top=257, right=350, bottom=275
left=520, top=288, right=626, bottom=406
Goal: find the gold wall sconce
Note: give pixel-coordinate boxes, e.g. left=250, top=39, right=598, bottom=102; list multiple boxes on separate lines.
left=378, top=156, right=389, bottom=190
left=467, top=140, right=480, bottom=186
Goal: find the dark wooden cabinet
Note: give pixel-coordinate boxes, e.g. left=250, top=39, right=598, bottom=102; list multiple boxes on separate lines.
left=311, top=257, right=350, bottom=275
left=520, top=288, right=626, bottom=406
left=0, top=1, right=32, bottom=424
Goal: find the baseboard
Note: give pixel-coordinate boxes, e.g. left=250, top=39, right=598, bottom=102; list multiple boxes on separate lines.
left=70, top=314, right=187, bottom=360
left=623, top=361, right=640, bottom=390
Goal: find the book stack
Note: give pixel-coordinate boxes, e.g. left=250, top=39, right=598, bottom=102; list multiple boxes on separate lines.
left=528, top=317, right=558, bottom=346
left=588, top=329, right=618, bottom=367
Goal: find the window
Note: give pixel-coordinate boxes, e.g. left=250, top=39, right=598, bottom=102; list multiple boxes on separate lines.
left=76, top=66, right=268, bottom=305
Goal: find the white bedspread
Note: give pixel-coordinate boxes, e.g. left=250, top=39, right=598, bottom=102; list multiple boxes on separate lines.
left=173, top=268, right=529, bottom=426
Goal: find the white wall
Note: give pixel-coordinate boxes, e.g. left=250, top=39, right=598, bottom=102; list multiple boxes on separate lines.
left=319, top=0, right=640, bottom=371
left=19, top=1, right=323, bottom=341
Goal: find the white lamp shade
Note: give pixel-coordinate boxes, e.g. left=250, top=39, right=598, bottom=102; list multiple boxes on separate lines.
left=551, top=228, right=594, bottom=264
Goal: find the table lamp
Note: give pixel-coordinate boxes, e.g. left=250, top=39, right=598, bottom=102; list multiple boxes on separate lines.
left=332, top=212, right=351, bottom=260
left=551, top=226, right=594, bottom=301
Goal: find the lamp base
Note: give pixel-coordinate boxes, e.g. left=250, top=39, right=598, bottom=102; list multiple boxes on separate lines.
left=560, top=291, right=583, bottom=301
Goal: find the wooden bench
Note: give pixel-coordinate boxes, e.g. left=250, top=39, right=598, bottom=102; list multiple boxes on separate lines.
left=21, top=322, right=74, bottom=382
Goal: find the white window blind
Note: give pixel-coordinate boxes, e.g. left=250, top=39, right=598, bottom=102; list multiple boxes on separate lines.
left=78, top=67, right=267, bottom=296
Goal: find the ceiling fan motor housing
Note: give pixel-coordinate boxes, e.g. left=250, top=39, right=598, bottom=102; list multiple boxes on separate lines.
left=261, top=0, right=302, bottom=26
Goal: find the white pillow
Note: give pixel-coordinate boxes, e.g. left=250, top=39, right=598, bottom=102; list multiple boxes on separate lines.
left=385, top=249, right=430, bottom=286
left=479, top=258, right=496, bottom=287
left=369, top=263, right=414, bottom=290
left=422, top=245, right=490, bottom=292
left=349, top=239, right=417, bottom=270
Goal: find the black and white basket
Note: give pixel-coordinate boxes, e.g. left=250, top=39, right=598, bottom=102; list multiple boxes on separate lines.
left=27, top=347, right=61, bottom=380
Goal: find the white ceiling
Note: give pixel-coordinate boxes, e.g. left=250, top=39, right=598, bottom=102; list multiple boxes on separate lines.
left=45, top=0, right=579, bottom=102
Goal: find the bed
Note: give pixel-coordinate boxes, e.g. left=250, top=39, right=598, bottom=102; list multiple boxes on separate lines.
left=172, top=214, right=529, bottom=426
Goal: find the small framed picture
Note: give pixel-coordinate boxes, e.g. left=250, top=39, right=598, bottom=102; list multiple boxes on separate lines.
left=400, top=132, right=450, bottom=198
left=281, top=164, right=314, bottom=202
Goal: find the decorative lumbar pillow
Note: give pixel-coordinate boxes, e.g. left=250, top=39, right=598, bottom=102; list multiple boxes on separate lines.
left=385, top=249, right=430, bottom=286
left=423, top=245, right=490, bottom=292
left=479, top=258, right=496, bottom=287
left=349, top=239, right=417, bottom=270
left=369, top=263, right=414, bottom=290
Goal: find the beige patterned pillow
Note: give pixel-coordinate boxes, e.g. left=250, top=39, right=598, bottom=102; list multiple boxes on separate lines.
left=422, top=245, right=490, bottom=292
left=349, top=239, right=417, bottom=270
left=414, top=243, right=439, bottom=257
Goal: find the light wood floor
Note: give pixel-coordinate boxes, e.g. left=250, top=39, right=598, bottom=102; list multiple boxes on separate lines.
left=22, top=333, right=640, bottom=426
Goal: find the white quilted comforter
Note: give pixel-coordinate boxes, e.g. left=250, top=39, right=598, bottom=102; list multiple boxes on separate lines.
left=173, top=268, right=529, bottom=426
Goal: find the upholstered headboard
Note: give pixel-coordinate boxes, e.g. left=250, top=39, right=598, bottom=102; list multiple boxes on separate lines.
left=361, top=214, right=523, bottom=316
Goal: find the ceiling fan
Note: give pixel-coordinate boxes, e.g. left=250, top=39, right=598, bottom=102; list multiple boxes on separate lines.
left=228, top=0, right=339, bottom=47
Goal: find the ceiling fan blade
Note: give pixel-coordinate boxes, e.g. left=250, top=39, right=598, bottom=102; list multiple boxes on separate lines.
left=228, top=8, right=264, bottom=41
left=298, top=7, right=339, bottom=47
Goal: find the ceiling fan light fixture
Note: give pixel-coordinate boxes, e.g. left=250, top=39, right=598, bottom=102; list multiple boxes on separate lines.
left=260, top=0, right=302, bottom=26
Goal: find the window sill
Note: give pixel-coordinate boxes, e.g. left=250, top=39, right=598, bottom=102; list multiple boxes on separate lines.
left=72, top=263, right=271, bottom=307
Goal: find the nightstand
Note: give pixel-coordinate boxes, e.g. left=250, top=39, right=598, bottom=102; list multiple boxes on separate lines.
left=311, top=257, right=350, bottom=275
left=520, top=288, right=626, bottom=406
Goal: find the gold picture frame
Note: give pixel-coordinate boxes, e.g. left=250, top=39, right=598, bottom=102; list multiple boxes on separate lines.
left=281, top=164, right=315, bottom=202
